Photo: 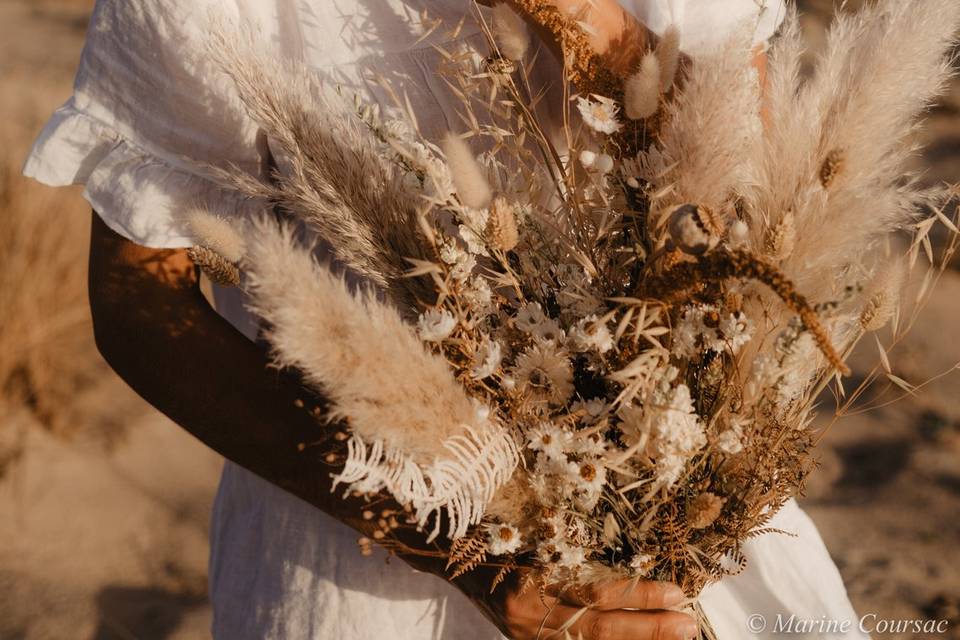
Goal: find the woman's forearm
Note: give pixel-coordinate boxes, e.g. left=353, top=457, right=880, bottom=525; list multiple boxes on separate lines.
left=88, top=213, right=380, bottom=530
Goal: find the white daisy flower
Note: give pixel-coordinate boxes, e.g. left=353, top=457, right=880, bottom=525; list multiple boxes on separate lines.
left=569, top=315, right=614, bottom=353
left=471, top=339, right=503, bottom=379
left=485, top=522, right=523, bottom=556
left=576, top=95, right=623, bottom=135
left=531, top=318, right=565, bottom=343
left=527, top=422, right=573, bottom=461
left=555, top=541, right=588, bottom=569
left=417, top=309, right=457, bottom=342
left=463, top=276, right=493, bottom=313
left=513, top=342, right=574, bottom=406
left=514, top=302, right=547, bottom=332
left=629, top=553, right=655, bottom=576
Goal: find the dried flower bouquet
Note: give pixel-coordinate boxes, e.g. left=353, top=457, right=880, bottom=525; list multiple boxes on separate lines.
left=194, top=0, right=960, bottom=616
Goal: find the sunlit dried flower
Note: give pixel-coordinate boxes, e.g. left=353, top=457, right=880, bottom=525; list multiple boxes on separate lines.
left=716, top=428, right=743, bottom=455
left=188, top=209, right=246, bottom=263
left=515, top=302, right=548, bottom=332
left=687, top=492, right=725, bottom=529
left=514, top=342, right=574, bottom=406
left=472, top=339, right=503, bottom=379
left=569, top=315, right=614, bottom=353
left=417, top=309, right=457, bottom=341
left=576, top=95, right=623, bottom=135
left=527, top=422, right=573, bottom=461
left=485, top=522, right=523, bottom=555
left=579, top=149, right=597, bottom=169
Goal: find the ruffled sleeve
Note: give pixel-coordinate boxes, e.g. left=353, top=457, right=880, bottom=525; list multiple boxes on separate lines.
left=619, top=0, right=788, bottom=55
left=22, top=0, right=266, bottom=249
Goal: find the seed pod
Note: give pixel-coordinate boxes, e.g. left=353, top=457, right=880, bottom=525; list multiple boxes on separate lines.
left=820, top=149, right=845, bottom=189
left=486, top=196, right=520, bottom=252
left=187, top=245, right=241, bottom=286
left=666, top=204, right=723, bottom=255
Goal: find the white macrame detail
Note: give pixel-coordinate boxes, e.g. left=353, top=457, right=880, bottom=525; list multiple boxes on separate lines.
left=332, top=425, right=519, bottom=542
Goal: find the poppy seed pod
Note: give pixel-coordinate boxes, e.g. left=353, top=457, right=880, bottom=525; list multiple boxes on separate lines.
left=667, top=204, right=722, bottom=255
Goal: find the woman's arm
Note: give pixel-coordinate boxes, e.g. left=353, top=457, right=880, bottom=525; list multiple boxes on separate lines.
left=87, top=212, right=697, bottom=640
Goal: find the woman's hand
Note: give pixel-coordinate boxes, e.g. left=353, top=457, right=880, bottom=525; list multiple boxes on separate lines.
left=457, top=567, right=700, bottom=640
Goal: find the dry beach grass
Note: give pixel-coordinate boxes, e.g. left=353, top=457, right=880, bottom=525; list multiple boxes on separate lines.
left=0, top=0, right=957, bottom=638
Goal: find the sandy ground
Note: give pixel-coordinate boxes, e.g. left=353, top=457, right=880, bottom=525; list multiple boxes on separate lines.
left=0, top=0, right=958, bottom=638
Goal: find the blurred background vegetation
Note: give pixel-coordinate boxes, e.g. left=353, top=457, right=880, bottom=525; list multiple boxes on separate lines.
left=0, top=0, right=957, bottom=637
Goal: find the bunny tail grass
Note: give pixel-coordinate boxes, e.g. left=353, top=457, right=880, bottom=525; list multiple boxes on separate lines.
left=243, top=218, right=518, bottom=540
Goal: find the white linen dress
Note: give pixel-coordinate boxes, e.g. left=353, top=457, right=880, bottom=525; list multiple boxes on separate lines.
left=24, top=0, right=869, bottom=638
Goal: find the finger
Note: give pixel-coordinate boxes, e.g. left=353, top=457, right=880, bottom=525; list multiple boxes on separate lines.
left=549, top=578, right=686, bottom=611
left=546, top=608, right=699, bottom=640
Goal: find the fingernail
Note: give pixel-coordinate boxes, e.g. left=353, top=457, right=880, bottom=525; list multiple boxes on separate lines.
left=676, top=620, right=699, bottom=640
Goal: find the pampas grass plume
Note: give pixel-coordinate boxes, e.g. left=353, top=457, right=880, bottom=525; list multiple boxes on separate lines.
left=492, top=3, right=529, bottom=62
left=624, top=53, right=661, bottom=120
left=187, top=209, right=246, bottom=263
left=657, top=24, right=681, bottom=92
left=244, top=217, right=478, bottom=453
left=442, top=133, right=493, bottom=209
left=860, top=261, right=903, bottom=331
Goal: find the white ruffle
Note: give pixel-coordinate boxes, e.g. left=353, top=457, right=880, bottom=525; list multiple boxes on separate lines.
left=22, top=98, right=263, bottom=249
left=618, top=0, right=788, bottom=54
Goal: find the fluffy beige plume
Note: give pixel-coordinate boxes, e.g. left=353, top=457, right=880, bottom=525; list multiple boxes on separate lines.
left=205, top=26, right=433, bottom=312
left=187, top=209, right=246, bottom=263
left=657, top=25, right=681, bottom=92
left=492, top=3, right=529, bottom=61
left=747, top=1, right=960, bottom=300
left=653, top=24, right=760, bottom=218
left=244, top=219, right=518, bottom=540
left=624, top=53, right=661, bottom=120
left=442, top=133, right=493, bottom=209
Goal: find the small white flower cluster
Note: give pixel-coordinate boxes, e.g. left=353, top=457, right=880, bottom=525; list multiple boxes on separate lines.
left=672, top=304, right=753, bottom=359
left=522, top=421, right=610, bottom=568
left=620, top=368, right=707, bottom=487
